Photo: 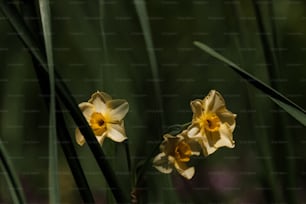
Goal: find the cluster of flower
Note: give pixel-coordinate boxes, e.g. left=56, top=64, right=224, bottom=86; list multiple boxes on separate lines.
left=152, top=90, right=236, bottom=179
left=75, top=90, right=236, bottom=180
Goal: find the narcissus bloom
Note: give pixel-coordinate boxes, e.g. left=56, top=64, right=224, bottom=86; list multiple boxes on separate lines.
left=75, top=91, right=129, bottom=146
left=188, top=90, right=236, bottom=156
left=153, top=131, right=200, bottom=179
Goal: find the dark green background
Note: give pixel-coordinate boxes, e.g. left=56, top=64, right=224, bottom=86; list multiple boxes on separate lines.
left=0, top=0, right=305, bottom=203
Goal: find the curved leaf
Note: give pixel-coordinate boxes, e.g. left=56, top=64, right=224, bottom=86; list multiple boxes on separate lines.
left=194, top=41, right=306, bottom=126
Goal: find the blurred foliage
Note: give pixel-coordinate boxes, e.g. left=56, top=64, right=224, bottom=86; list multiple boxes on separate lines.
left=0, top=0, right=306, bottom=203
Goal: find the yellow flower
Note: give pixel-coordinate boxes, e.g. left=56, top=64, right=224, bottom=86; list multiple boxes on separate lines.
left=153, top=131, right=200, bottom=179
left=75, top=91, right=129, bottom=146
left=187, top=90, right=236, bottom=156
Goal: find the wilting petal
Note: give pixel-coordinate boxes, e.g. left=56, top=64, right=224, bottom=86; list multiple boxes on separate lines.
left=75, top=128, right=85, bottom=146
left=174, top=161, right=195, bottom=179
left=153, top=153, right=173, bottom=174
left=190, top=99, right=203, bottom=118
left=214, top=124, right=235, bottom=149
left=79, top=102, right=95, bottom=121
left=161, top=134, right=182, bottom=155
left=88, top=91, right=110, bottom=113
left=107, top=99, right=129, bottom=122
left=203, top=90, right=225, bottom=113
left=106, top=123, right=127, bottom=142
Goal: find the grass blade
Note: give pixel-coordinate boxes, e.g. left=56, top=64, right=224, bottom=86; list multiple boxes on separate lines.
left=31, top=48, right=95, bottom=203
left=56, top=104, right=96, bottom=203
left=0, top=139, right=26, bottom=204
left=194, top=41, right=306, bottom=126
left=0, top=1, right=128, bottom=202
left=133, top=0, right=164, bottom=126
left=38, top=1, right=59, bottom=203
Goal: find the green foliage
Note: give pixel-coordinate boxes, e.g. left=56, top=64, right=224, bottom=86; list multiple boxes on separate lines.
left=0, top=0, right=305, bottom=203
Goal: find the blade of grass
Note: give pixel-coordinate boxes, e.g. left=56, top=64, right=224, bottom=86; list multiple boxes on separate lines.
left=133, top=1, right=172, bottom=202
left=21, top=2, right=95, bottom=203
left=98, top=0, right=108, bottom=90
left=56, top=104, right=96, bottom=203
left=133, top=0, right=164, bottom=126
left=31, top=48, right=95, bottom=203
left=38, top=1, right=59, bottom=203
left=251, top=0, right=279, bottom=83
left=0, top=1, right=128, bottom=202
left=193, top=41, right=306, bottom=126
left=0, top=139, right=26, bottom=204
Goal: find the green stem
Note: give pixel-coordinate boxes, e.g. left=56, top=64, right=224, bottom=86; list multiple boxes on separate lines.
left=124, top=141, right=132, bottom=175
left=133, top=122, right=191, bottom=199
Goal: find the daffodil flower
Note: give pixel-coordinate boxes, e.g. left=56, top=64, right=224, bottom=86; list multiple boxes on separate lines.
left=153, top=131, right=200, bottom=179
left=75, top=91, right=129, bottom=146
left=187, top=90, right=236, bottom=156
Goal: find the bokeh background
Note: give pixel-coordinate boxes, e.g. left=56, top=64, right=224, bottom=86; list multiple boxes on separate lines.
left=0, top=0, right=306, bottom=203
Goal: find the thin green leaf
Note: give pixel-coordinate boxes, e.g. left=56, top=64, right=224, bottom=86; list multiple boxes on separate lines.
left=56, top=103, right=95, bottom=203
left=38, top=1, right=59, bottom=203
left=0, top=1, right=128, bottom=202
left=31, top=49, right=95, bottom=203
left=133, top=0, right=165, bottom=126
left=194, top=41, right=306, bottom=126
left=0, top=139, right=26, bottom=204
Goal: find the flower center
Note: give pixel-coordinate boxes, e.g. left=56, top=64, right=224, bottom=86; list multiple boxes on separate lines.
left=200, top=113, right=221, bottom=132
left=90, top=112, right=106, bottom=136
left=174, top=141, right=192, bottom=162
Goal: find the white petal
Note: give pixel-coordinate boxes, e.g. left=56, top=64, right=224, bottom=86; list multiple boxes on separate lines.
left=180, top=132, right=201, bottom=156
left=97, top=135, right=106, bottom=145
left=203, top=142, right=217, bottom=156
left=152, top=153, right=173, bottom=174
left=106, top=123, right=127, bottom=142
left=187, top=124, right=200, bottom=138
left=107, top=99, right=129, bottom=122
left=214, top=124, right=235, bottom=148
left=217, top=110, right=236, bottom=132
left=78, top=102, right=95, bottom=121
left=75, top=128, right=86, bottom=146
left=203, top=90, right=225, bottom=113
left=198, top=135, right=218, bottom=156
left=174, top=161, right=195, bottom=180
left=190, top=99, right=203, bottom=118
left=88, top=91, right=109, bottom=113
left=89, top=91, right=112, bottom=103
